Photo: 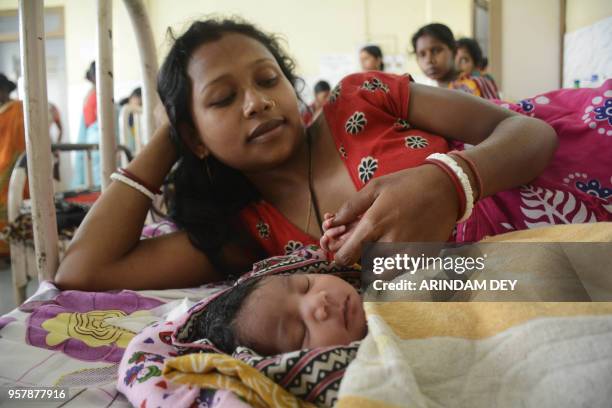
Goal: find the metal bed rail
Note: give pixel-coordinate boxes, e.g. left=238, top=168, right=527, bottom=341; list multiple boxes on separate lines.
left=7, top=143, right=134, bottom=304
left=16, top=0, right=158, bottom=289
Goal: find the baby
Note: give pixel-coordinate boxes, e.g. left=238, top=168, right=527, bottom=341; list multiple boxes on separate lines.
left=191, top=272, right=368, bottom=355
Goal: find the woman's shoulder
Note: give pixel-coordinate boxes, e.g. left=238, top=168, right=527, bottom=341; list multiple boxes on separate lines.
left=334, top=71, right=413, bottom=90
left=323, top=71, right=414, bottom=130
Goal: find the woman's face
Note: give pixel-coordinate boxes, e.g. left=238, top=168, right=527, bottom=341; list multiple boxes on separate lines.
left=235, top=274, right=368, bottom=355
left=455, top=47, right=475, bottom=75
left=186, top=33, right=303, bottom=172
left=129, top=95, right=142, bottom=107
left=415, top=35, right=455, bottom=81
left=314, top=90, right=330, bottom=108
left=360, top=51, right=382, bottom=71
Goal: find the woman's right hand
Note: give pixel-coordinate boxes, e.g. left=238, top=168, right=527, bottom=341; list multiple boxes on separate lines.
left=319, top=163, right=460, bottom=266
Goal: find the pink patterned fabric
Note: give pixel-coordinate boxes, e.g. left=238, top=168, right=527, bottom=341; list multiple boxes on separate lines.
left=117, top=319, right=246, bottom=408
left=141, top=220, right=179, bottom=239
left=456, top=80, right=612, bottom=241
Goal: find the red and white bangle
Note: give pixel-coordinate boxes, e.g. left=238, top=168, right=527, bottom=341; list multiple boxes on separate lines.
left=449, top=150, right=483, bottom=201
left=110, top=172, right=157, bottom=201
left=425, top=153, right=474, bottom=223
left=117, top=168, right=162, bottom=195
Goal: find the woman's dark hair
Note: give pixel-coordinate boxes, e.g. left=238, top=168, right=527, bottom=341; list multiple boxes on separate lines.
left=131, top=87, right=142, bottom=99
left=360, top=45, right=385, bottom=71
left=157, top=18, right=305, bottom=270
left=314, top=80, right=331, bottom=94
left=0, top=73, right=17, bottom=94
left=411, top=23, right=456, bottom=54
left=456, top=38, right=483, bottom=69
left=480, top=56, right=489, bottom=70
left=190, top=277, right=263, bottom=353
left=119, top=87, right=142, bottom=106
left=85, top=61, right=96, bottom=84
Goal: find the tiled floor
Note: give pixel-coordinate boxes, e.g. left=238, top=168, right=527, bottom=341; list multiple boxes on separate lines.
left=0, top=258, right=36, bottom=315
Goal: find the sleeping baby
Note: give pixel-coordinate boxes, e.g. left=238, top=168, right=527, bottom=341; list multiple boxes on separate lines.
left=117, top=246, right=366, bottom=408
left=189, top=271, right=368, bottom=355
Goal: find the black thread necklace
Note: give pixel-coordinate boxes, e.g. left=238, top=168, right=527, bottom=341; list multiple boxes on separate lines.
left=306, top=129, right=324, bottom=235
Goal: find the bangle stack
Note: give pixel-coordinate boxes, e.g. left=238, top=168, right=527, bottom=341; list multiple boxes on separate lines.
left=117, top=168, right=162, bottom=195
left=110, top=168, right=161, bottom=201
left=448, top=150, right=483, bottom=201
left=425, top=153, right=478, bottom=223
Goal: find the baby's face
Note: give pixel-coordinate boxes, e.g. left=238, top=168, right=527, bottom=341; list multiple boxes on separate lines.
left=234, top=274, right=367, bottom=355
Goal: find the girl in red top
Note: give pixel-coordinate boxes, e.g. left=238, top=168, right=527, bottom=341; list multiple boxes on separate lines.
left=57, top=18, right=611, bottom=292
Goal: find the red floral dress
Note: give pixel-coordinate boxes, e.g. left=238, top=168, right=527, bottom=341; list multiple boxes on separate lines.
left=237, top=72, right=449, bottom=256
left=238, top=72, right=612, bottom=256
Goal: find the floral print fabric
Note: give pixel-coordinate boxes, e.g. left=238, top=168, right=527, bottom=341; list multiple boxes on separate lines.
left=27, top=290, right=162, bottom=363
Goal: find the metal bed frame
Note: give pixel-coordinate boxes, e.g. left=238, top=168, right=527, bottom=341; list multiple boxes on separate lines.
left=7, top=143, right=133, bottom=304
left=14, top=0, right=158, bottom=297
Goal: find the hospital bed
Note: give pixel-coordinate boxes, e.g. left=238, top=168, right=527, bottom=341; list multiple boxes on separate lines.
left=0, top=1, right=180, bottom=405
left=2, top=1, right=612, bottom=407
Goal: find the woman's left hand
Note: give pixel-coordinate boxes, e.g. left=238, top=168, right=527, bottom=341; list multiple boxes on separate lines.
left=321, top=164, right=461, bottom=265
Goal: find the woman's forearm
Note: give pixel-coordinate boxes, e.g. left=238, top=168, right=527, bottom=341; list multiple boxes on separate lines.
left=458, top=115, right=558, bottom=199
left=57, top=124, right=177, bottom=278
left=408, top=83, right=558, bottom=200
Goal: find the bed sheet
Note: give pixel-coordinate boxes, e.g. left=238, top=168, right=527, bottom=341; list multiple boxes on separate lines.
left=337, top=302, right=612, bottom=408
left=0, top=280, right=232, bottom=407
left=337, top=223, right=612, bottom=408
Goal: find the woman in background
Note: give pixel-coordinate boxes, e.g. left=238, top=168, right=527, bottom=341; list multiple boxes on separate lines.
left=301, top=80, right=330, bottom=126
left=118, top=87, right=143, bottom=152
left=48, top=102, right=63, bottom=182
left=0, top=73, right=26, bottom=257
left=73, top=61, right=101, bottom=188
left=359, top=45, right=384, bottom=71
left=412, top=23, right=499, bottom=99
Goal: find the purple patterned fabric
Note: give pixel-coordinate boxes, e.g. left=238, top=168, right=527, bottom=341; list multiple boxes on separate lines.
left=27, top=290, right=162, bottom=363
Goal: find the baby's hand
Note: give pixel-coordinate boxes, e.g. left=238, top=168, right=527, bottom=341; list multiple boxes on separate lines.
left=320, top=213, right=344, bottom=252
left=319, top=213, right=359, bottom=254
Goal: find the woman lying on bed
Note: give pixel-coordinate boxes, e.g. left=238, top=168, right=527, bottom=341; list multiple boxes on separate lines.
left=55, top=17, right=612, bottom=292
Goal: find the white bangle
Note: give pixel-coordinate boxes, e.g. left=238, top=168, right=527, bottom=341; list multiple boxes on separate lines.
left=110, top=172, right=155, bottom=200
left=426, top=153, right=474, bottom=223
